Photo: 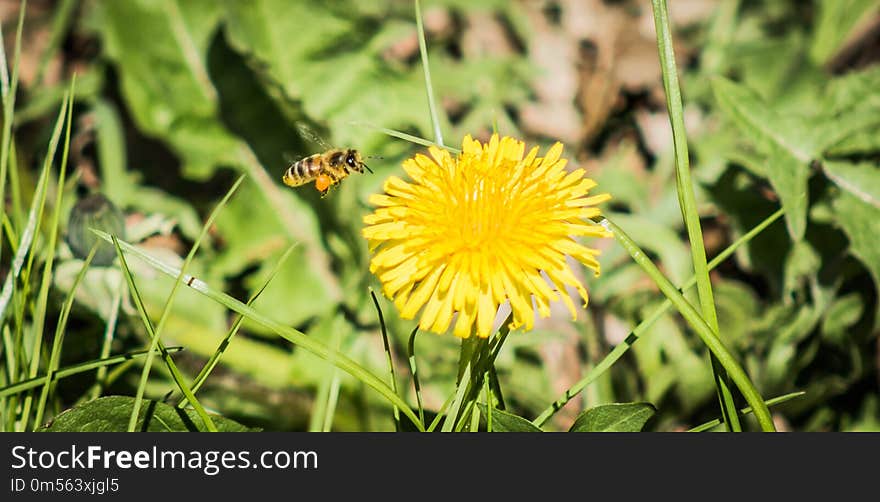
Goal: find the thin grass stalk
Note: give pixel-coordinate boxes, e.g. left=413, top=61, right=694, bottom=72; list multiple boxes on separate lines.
left=688, top=391, right=805, bottom=432
left=92, top=282, right=123, bottom=400
left=309, top=319, right=344, bottom=432
left=414, top=0, right=444, bottom=146
left=0, top=347, right=184, bottom=399
left=351, top=123, right=459, bottom=153
left=94, top=230, right=425, bottom=430
left=321, top=372, right=342, bottom=432
left=484, top=377, right=493, bottom=432
left=32, top=244, right=97, bottom=429
left=0, top=2, right=26, bottom=267
left=427, top=392, right=456, bottom=432
left=29, top=76, right=78, bottom=430
left=178, top=244, right=299, bottom=406
left=111, top=236, right=217, bottom=432
left=371, top=290, right=401, bottom=430
left=406, top=326, right=425, bottom=427
left=441, top=363, right=471, bottom=432
left=11, top=93, right=69, bottom=430
left=125, top=174, right=243, bottom=431
left=469, top=401, right=481, bottom=432
left=533, top=208, right=784, bottom=427
left=602, top=217, right=775, bottom=431
left=651, top=0, right=741, bottom=430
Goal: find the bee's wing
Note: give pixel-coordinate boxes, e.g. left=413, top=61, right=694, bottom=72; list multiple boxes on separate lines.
left=296, top=123, right=333, bottom=151
left=282, top=151, right=300, bottom=165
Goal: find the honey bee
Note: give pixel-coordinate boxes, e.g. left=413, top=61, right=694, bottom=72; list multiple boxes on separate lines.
left=282, top=125, right=373, bottom=196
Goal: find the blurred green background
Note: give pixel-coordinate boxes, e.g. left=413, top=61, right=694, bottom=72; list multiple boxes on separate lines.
left=3, top=0, right=879, bottom=431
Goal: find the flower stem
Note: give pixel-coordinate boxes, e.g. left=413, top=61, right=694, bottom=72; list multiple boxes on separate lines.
left=602, top=217, right=775, bottom=431
left=651, top=0, right=741, bottom=431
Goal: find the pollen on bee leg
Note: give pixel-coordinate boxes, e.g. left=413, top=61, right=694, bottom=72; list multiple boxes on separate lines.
left=315, top=175, right=332, bottom=194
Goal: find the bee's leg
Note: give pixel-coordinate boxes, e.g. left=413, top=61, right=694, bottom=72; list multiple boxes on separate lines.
left=323, top=173, right=341, bottom=197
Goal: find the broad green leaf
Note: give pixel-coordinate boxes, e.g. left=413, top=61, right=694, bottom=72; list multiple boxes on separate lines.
left=476, top=403, right=542, bottom=432
left=92, top=100, right=203, bottom=240
left=816, top=66, right=880, bottom=152
left=220, top=0, right=529, bottom=151
left=569, top=403, right=656, bottom=432
left=711, top=76, right=813, bottom=162
left=822, top=161, right=880, bottom=209
left=832, top=190, right=880, bottom=292
left=40, top=396, right=258, bottom=432
left=89, top=0, right=240, bottom=179
left=826, top=126, right=880, bottom=156
left=810, top=0, right=880, bottom=65
left=711, top=78, right=811, bottom=239
left=767, top=147, right=809, bottom=240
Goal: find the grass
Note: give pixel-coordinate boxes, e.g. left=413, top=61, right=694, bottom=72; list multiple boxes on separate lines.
left=8, top=0, right=872, bottom=433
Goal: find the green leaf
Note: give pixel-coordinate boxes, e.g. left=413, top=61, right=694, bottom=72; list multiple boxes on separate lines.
left=89, top=0, right=240, bottom=179
left=40, top=396, right=258, bottom=432
left=711, top=76, right=813, bottom=162
left=569, top=403, right=657, bottom=432
left=822, top=161, right=880, bottom=209
left=816, top=67, right=880, bottom=152
left=810, top=0, right=880, bottom=65
left=711, top=78, right=811, bottom=239
left=476, top=403, right=543, bottom=432
left=821, top=293, right=864, bottom=345
left=832, top=190, right=880, bottom=291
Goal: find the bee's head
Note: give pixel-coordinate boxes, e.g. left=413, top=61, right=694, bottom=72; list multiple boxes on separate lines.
left=345, top=150, right=371, bottom=173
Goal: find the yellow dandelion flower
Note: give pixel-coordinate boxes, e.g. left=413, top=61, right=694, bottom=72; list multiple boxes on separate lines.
left=363, top=133, right=612, bottom=338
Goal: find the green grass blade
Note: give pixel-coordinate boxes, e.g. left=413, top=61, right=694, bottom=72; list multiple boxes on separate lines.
left=651, top=0, right=740, bottom=431
left=0, top=1, right=26, bottom=266
left=309, top=317, right=345, bottom=432
left=533, top=208, right=784, bottom=427
left=485, top=377, right=492, bottom=432
left=0, top=347, right=184, bottom=398
left=688, top=392, right=806, bottom=432
left=92, top=283, right=124, bottom=400
left=30, top=76, right=79, bottom=430
left=321, top=372, right=342, bottom=432
left=371, top=290, right=401, bottom=430
left=31, top=243, right=97, bottom=430
left=469, top=398, right=481, bottom=432
left=442, top=362, right=471, bottom=432
left=93, top=230, right=425, bottom=431
left=602, top=216, right=775, bottom=431
left=427, top=392, right=456, bottom=432
left=137, top=173, right=244, bottom=414
left=351, top=123, right=459, bottom=153
left=414, top=0, right=444, bottom=146
left=111, top=175, right=247, bottom=432
left=178, top=243, right=299, bottom=406
left=111, top=236, right=217, bottom=432
left=8, top=90, right=69, bottom=430
left=0, top=91, right=67, bottom=326
left=407, top=326, right=425, bottom=427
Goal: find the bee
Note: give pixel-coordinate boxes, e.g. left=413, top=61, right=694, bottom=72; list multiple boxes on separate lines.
left=282, top=125, right=373, bottom=197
